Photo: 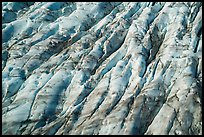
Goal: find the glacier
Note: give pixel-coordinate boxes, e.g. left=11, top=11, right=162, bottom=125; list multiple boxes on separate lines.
left=2, top=2, right=202, bottom=135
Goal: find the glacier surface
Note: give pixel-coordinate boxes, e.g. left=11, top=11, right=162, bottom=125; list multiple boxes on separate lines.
left=2, top=2, right=202, bottom=135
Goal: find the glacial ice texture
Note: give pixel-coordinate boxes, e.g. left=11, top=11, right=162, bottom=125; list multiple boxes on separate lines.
left=2, top=2, right=202, bottom=135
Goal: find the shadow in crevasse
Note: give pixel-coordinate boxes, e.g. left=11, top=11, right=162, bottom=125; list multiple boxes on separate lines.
left=130, top=86, right=166, bottom=135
